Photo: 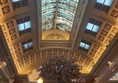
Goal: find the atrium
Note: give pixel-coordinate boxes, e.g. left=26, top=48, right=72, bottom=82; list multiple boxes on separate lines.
left=0, top=0, right=118, bottom=83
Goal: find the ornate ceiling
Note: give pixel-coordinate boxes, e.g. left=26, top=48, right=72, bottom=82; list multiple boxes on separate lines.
left=0, top=0, right=118, bottom=82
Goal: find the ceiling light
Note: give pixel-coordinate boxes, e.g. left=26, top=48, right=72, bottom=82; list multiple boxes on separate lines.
left=37, top=78, right=43, bottom=83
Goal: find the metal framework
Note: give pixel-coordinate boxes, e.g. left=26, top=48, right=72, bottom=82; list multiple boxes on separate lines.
left=42, top=0, right=79, bottom=33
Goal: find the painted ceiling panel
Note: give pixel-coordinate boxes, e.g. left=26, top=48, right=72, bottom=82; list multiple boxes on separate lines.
left=42, top=0, right=79, bottom=33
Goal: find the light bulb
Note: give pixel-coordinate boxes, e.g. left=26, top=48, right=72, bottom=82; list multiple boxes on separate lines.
left=38, top=78, right=43, bottom=83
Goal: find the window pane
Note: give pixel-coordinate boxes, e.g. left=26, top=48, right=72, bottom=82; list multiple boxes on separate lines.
left=92, top=25, right=99, bottom=32
left=28, top=42, right=33, bottom=48
left=23, top=44, right=28, bottom=49
left=86, top=23, right=93, bottom=31
left=12, top=0, right=20, bottom=2
left=104, top=0, right=113, bottom=6
left=85, top=44, right=90, bottom=49
left=18, top=23, right=25, bottom=31
left=80, top=42, right=85, bottom=48
left=97, top=0, right=104, bottom=4
left=25, top=21, right=31, bottom=29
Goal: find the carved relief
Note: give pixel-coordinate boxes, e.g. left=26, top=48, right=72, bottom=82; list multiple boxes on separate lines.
left=7, top=21, right=14, bottom=28
left=101, top=30, right=108, bottom=36
left=11, top=34, right=17, bottom=40
left=104, top=23, right=112, bottom=30
left=98, top=35, right=105, bottom=41
left=0, top=0, right=7, bottom=4
left=9, top=28, right=15, bottom=34
left=108, top=34, right=114, bottom=40
left=17, top=49, right=92, bottom=74
left=2, top=6, right=10, bottom=14
left=112, top=27, right=118, bottom=34
left=105, top=39, right=110, bottom=45
left=45, top=33, right=65, bottom=40
left=111, top=10, right=118, bottom=18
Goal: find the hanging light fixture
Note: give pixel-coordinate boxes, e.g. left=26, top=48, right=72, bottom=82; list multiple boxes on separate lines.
left=38, top=56, right=82, bottom=83
left=37, top=77, right=43, bottom=83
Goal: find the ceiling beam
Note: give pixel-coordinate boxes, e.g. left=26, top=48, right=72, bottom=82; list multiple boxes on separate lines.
left=54, top=0, right=59, bottom=30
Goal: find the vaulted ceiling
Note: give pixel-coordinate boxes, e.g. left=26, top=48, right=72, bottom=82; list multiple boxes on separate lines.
left=0, top=0, right=118, bottom=82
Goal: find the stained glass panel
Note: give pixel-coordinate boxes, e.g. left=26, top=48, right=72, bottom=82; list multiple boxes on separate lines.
left=42, top=0, right=79, bottom=33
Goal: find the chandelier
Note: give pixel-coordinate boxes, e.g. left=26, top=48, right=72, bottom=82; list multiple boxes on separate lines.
left=38, top=56, right=82, bottom=83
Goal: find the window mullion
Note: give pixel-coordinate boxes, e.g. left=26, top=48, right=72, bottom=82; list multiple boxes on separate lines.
left=20, top=0, right=22, bottom=7
left=23, top=18, right=26, bottom=33
left=27, top=43, right=29, bottom=49
left=84, top=43, right=86, bottom=48
left=91, top=24, right=94, bottom=32
left=91, top=21, right=95, bottom=31
left=103, top=0, right=106, bottom=5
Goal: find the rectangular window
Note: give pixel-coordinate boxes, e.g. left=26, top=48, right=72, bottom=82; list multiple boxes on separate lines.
left=22, top=39, right=33, bottom=52
left=17, top=16, right=31, bottom=35
left=12, top=0, right=28, bottom=9
left=95, top=0, right=113, bottom=12
left=85, top=18, right=102, bottom=36
left=12, top=0, right=20, bottom=2
left=79, top=40, right=91, bottom=52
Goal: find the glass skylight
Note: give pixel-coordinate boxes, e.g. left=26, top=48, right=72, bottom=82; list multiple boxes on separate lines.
left=41, top=0, right=79, bottom=33
left=97, top=0, right=113, bottom=6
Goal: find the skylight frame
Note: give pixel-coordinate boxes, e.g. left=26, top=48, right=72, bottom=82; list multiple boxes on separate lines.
left=41, top=0, right=79, bottom=33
